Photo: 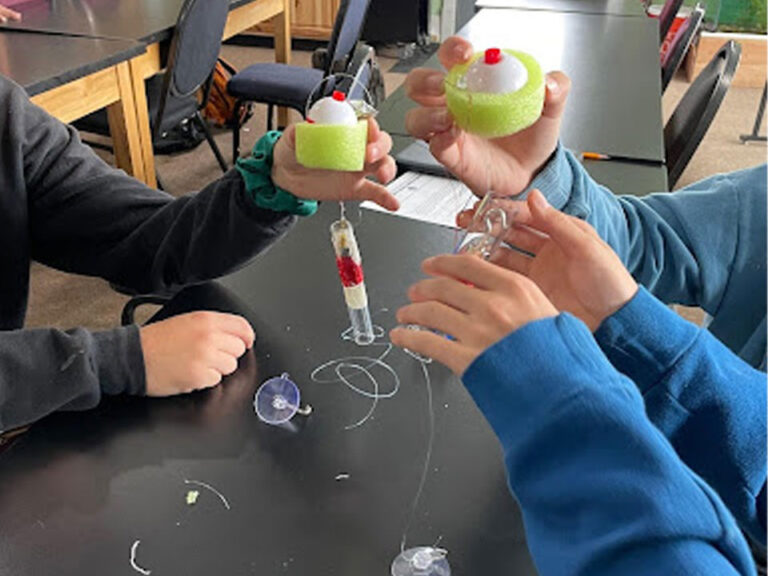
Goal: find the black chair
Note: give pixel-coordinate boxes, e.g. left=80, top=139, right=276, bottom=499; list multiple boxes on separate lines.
left=661, top=4, right=704, bottom=92
left=227, top=0, right=371, bottom=163
left=664, top=41, right=741, bottom=188
left=76, top=0, right=229, bottom=177
left=657, top=0, right=685, bottom=45
left=344, top=42, right=386, bottom=106
left=107, top=0, right=231, bottom=314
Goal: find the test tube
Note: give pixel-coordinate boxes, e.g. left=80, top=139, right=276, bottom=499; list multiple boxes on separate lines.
left=330, top=218, right=375, bottom=345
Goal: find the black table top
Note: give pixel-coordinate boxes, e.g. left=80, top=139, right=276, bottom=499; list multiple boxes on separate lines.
left=474, top=0, right=647, bottom=16
left=580, top=156, right=668, bottom=195
left=0, top=30, right=145, bottom=95
left=1, top=0, right=254, bottom=44
left=389, top=134, right=669, bottom=196
left=379, top=8, right=664, bottom=163
left=0, top=205, right=539, bottom=575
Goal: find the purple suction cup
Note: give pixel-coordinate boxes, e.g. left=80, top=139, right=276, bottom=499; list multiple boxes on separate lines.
left=254, top=373, right=311, bottom=425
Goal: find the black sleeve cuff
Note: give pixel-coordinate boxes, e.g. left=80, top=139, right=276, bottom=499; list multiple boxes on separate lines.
left=91, top=325, right=146, bottom=396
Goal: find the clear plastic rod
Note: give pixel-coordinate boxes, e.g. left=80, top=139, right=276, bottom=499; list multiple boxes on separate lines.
left=330, top=217, right=375, bottom=346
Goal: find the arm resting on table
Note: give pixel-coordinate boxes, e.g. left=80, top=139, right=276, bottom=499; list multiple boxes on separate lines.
left=0, top=325, right=144, bottom=432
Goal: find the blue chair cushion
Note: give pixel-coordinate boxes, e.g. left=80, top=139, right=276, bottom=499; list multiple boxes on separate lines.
left=227, top=63, right=325, bottom=113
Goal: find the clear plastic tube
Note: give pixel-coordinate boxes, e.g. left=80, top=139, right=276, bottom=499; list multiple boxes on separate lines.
left=330, top=218, right=375, bottom=346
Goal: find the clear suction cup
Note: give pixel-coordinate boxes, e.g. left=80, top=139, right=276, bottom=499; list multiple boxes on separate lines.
left=254, top=373, right=312, bottom=425
left=391, top=547, right=451, bottom=576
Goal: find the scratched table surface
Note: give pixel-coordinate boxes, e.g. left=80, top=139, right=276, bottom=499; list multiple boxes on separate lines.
left=0, top=203, right=539, bottom=575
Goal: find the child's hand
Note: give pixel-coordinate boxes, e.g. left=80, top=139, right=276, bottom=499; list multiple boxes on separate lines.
left=404, top=36, right=570, bottom=198
left=490, top=190, right=638, bottom=331
left=139, top=311, right=255, bottom=396
left=0, top=4, right=21, bottom=22
left=271, top=118, right=399, bottom=211
left=390, top=253, right=557, bottom=375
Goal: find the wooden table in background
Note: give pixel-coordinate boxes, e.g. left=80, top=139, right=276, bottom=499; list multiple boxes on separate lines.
left=128, top=0, right=292, bottom=186
left=250, top=0, right=340, bottom=40
left=2, top=0, right=292, bottom=187
left=0, top=32, right=149, bottom=182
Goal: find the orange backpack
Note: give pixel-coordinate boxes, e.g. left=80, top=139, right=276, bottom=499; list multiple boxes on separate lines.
left=203, top=58, right=253, bottom=128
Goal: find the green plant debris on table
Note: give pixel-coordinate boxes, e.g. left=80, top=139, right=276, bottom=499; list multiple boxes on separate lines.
left=186, top=490, right=200, bottom=505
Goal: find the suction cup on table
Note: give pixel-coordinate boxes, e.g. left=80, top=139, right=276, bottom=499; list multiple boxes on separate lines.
left=254, top=373, right=311, bottom=425
left=391, top=547, right=450, bottom=576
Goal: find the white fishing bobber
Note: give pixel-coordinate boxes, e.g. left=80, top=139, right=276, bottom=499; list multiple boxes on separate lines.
left=297, top=87, right=368, bottom=171
left=464, top=47, right=528, bottom=94
left=307, top=90, right=358, bottom=126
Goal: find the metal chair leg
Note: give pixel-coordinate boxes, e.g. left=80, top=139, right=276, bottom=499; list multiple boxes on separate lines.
left=232, top=100, right=243, bottom=164
left=740, top=82, right=767, bottom=144
left=195, top=112, right=228, bottom=172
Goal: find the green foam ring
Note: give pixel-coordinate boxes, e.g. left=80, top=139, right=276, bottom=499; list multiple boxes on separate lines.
left=445, top=49, right=545, bottom=139
left=295, top=120, right=368, bottom=171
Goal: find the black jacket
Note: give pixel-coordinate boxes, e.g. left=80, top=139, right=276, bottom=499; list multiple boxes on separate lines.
left=0, top=76, right=294, bottom=431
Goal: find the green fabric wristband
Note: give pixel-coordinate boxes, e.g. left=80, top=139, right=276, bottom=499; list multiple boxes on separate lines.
left=235, top=130, right=318, bottom=217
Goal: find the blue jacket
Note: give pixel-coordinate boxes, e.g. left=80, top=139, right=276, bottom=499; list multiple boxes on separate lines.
left=462, top=154, right=766, bottom=575
left=463, top=288, right=766, bottom=576
left=531, top=149, right=767, bottom=538
left=532, top=147, right=766, bottom=369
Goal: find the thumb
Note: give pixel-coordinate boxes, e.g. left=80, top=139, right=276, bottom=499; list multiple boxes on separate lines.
left=356, top=180, right=400, bottom=212
left=428, top=125, right=464, bottom=175
left=541, top=71, right=571, bottom=121
left=527, top=189, right=585, bottom=254
left=281, top=124, right=296, bottom=150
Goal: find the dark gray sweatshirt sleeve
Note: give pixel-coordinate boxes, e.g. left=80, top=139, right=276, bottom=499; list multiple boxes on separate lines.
left=0, top=77, right=295, bottom=431
left=0, top=326, right=144, bottom=432
left=18, top=86, right=295, bottom=293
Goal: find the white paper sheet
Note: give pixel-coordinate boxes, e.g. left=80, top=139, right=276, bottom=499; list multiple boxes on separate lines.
left=361, top=172, right=476, bottom=229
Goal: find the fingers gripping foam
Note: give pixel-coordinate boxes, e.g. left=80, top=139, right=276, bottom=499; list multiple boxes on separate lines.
left=445, top=50, right=545, bottom=139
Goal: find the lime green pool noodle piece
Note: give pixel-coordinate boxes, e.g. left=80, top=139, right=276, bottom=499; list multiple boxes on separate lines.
left=445, top=50, right=545, bottom=139
left=295, top=120, right=368, bottom=171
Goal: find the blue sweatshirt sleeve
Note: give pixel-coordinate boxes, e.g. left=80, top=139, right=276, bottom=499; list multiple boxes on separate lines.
left=594, top=287, right=767, bottom=544
left=526, top=148, right=767, bottom=360
left=463, top=315, right=756, bottom=576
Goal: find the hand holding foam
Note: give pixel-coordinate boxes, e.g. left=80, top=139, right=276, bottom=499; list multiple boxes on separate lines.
left=296, top=90, right=368, bottom=171
left=445, top=48, right=545, bottom=139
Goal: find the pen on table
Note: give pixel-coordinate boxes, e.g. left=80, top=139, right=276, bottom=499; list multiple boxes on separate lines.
left=581, top=152, right=664, bottom=166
